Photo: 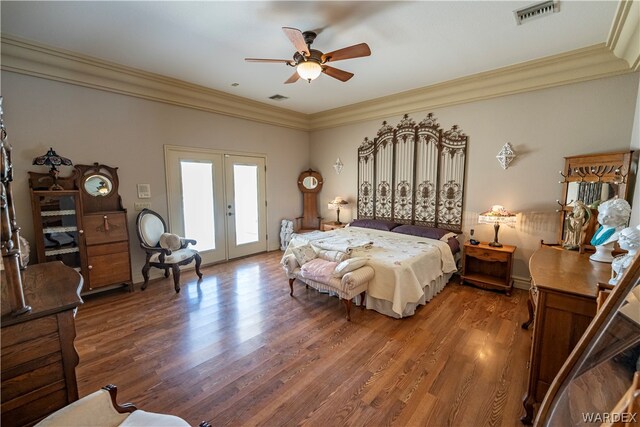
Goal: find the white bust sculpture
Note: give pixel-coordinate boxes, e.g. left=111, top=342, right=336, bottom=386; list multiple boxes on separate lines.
left=590, top=198, right=632, bottom=263
left=609, top=225, right=640, bottom=285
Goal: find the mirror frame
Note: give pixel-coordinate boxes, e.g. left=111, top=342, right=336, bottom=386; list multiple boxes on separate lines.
left=297, top=169, right=323, bottom=194
left=75, top=163, right=124, bottom=213
left=558, top=151, right=638, bottom=251
left=535, top=251, right=640, bottom=425
left=83, top=174, right=114, bottom=197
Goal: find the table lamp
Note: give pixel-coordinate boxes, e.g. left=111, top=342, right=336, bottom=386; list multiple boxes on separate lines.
left=478, top=205, right=516, bottom=247
left=328, top=197, right=349, bottom=224
left=32, top=147, right=73, bottom=190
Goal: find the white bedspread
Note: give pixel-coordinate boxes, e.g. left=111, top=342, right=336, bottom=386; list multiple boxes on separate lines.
left=285, top=227, right=457, bottom=316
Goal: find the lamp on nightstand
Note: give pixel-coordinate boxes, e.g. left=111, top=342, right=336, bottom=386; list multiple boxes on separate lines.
left=328, top=197, right=349, bottom=224
left=478, top=205, right=516, bottom=247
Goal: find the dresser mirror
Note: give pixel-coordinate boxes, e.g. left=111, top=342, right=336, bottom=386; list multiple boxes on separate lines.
left=75, top=163, right=123, bottom=213
left=558, top=151, right=637, bottom=250
left=535, top=252, right=640, bottom=426
left=83, top=174, right=113, bottom=197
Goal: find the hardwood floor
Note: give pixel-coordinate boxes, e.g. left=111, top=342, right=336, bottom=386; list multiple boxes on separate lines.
left=74, top=251, right=532, bottom=426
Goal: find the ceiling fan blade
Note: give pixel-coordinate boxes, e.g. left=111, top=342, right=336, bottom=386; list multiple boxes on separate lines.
left=322, top=65, right=354, bottom=82
left=245, top=58, right=293, bottom=65
left=284, top=71, right=300, bottom=84
left=322, top=43, right=371, bottom=63
left=282, top=27, right=310, bottom=57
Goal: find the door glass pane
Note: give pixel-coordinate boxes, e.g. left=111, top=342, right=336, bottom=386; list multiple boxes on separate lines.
left=233, top=164, right=259, bottom=245
left=180, top=161, right=215, bottom=251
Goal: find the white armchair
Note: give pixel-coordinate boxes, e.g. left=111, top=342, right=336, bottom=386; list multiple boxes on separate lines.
left=135, top=209, right=203, bottom=292
left=35, top=385, right=210, bottom=427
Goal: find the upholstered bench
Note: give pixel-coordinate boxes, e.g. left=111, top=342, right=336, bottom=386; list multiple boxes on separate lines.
left=281, top=246, right=374, bottom=321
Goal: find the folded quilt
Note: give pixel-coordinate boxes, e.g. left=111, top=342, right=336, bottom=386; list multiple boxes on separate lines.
left=310, top=236, right=373, bottom=254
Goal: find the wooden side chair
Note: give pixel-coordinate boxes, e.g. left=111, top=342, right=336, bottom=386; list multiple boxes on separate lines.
left=135, top=209, right=202, bottom=292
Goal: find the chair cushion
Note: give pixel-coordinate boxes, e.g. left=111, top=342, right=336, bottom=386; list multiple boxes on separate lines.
left=119, top=410, right=190, bottom=427
left=150, top=248, right=197, bottom=263
left=159, top=233, right=182, bottom=251
left=139, top=213, right=165, bottom=247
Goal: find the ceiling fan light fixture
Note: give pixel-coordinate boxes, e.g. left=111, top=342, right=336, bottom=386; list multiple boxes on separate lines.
left=296, top=61, right=322, bottom=82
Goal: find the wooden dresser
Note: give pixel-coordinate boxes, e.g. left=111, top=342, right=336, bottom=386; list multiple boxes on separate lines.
left=1, top=262, right=83, bottom=427
left=521, top=246, right=611, bottom=424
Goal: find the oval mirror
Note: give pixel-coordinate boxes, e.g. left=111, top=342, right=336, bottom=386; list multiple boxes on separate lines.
left=303, top=176, right=318, bottom=190
left=84, top=175, right=113, bottom=197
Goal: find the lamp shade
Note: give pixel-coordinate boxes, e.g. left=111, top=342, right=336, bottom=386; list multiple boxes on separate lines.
left=330, top=196, right=349, bottom=206
left=478, top=205, right=516, bottom=225
left=297, top=61, right=322, bottom=81
left=478, top=205, right=516, bottom=247
left=32, top=147, right=72, bottom=172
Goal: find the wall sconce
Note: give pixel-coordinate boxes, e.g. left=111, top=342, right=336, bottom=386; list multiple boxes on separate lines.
left=496, top=143, right=516, bottom=170
left=333, top=158, right=344, bottom=175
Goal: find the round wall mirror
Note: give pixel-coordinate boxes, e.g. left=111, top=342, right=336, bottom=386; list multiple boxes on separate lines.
left=84, top=175, right=113, bottom=197
left=303, top=176, right=318, bottom=190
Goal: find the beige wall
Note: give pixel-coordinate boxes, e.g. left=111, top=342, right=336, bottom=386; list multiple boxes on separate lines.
left=3, top=72, right=309, bottom=283
left=309, top=73, right=640, bottom=283
left=5, top=70, right=640, bottom=286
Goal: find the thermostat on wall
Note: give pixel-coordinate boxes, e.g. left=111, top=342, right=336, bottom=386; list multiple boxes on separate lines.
left=137, top=183, right=151, bottom=199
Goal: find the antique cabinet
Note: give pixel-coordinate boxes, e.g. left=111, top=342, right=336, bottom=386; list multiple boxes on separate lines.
left=521, top=246, right=611, bottom=424
left=30, top=190, right=85, bottom=275
left=1, top=262, right=83, bottom=427
left=29, top=163, right=132, bottom=294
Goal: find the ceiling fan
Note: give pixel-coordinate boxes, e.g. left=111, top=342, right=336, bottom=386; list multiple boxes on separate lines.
left=245, top=27, right=371, bottom=84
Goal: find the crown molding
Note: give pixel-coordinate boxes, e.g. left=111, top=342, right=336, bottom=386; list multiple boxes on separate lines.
left=1, top=34, right=636, bottom=132
left=0, top=35, right=310, bottom=131
left=309, top=44, right=633, bottom=130
left=607, top=0, right=640, bottom=71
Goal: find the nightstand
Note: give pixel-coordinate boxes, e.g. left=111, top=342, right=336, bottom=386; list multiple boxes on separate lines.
left=321, top=222, right=346, bottom=231
left=461, top=242, right=516, bottom=295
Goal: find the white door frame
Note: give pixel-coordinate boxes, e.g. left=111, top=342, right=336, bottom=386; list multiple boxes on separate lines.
left=164, top=145, right=268, bottom=265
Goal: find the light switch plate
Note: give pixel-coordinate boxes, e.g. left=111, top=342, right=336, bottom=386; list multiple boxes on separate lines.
left=137, top=183, right=151, bottom=199
left=134, top=202, right=152, bottom=212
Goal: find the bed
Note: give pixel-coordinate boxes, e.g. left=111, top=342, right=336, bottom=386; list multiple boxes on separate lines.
left=284, top=223, right=459, bottom=318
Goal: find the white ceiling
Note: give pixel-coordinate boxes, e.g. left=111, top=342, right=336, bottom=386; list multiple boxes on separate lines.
left=1, top=1, right=619, bottom=114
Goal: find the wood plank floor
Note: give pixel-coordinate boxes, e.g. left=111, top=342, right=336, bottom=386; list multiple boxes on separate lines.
left=74, top=251, right=532, bottom=426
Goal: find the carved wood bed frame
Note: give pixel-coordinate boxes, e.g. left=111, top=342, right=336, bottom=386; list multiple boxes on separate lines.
left=357, top=113, right=468, bottom=233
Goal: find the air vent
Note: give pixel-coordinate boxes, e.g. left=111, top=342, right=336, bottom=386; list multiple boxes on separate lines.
left=514, top=1, right=559, bottom=25
left=268, top=94, right=289, bottom=101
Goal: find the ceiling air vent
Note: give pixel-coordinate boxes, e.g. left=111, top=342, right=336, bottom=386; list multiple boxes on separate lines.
left=268, top=94, right=288, bottom=101
left=514, top=1, right=559, bottom=25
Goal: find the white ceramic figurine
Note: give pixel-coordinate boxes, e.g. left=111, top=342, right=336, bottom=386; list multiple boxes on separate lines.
left=610, top=225, right=640, bottom=285
left=590, top=198, right=631, bottom=263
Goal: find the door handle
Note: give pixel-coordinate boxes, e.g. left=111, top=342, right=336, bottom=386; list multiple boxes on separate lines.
left=228, top=212, right=234, bottom=216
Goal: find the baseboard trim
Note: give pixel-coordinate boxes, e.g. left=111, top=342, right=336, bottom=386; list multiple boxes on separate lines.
left=513, top=275, right=531, bottom=291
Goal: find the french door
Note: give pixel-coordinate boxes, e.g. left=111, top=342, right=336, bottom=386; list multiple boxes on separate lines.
left=165, top=146, right=267, bottom=264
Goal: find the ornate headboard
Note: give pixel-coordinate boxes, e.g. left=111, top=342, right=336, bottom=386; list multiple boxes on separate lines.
left=357, top=113, right=468, bottom=232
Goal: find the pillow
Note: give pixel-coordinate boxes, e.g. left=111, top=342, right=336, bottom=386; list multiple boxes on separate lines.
left=301, top=258, right=338, bottom=283
left=391, top=224, right=452, bottom=240
left=290, top=243, right=317, bottom=266
left=349, top=219, right=400, bottom=231
left=333, top=257, right=368, bottom=278
left=159, top=233, right=182, bottom=251
left=317, top=249, right=350, bottom=263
